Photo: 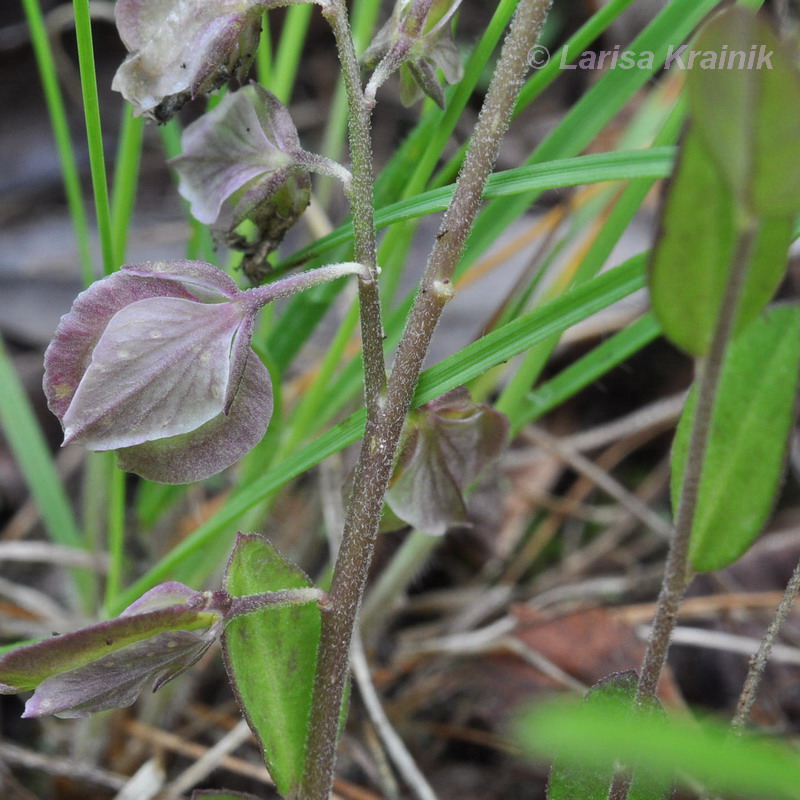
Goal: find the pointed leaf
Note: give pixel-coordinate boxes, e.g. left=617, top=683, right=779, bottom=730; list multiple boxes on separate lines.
left=687, top=8, right=800, bottom=217
left=0, top=582, right=224, bottom=717
left=24, top=628, right=218, bottom=718
left=43, top=271, right=195, bottom=420
left=385, top=388, right=509, bottom=534
left=171, top=84, right=297, bottom=226
left=672, top=306, right=800, bottom=572
left=221, top=534, right=321, bottom=796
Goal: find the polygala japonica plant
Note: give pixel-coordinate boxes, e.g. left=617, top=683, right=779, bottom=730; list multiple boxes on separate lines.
left=11, top=0, right=800, bottom=797
left=14, top=0, right=548, bottom=795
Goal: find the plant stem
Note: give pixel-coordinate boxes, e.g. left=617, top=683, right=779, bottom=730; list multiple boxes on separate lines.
left=732, top=555, right=800, bottom=729
left=243, top=262, right=366, bottom=311
left=227, top=587, right=328, bottom=618
left=301, top=2, right=552, bottom=797
left=321, top=0, right=387, bottom=419
left=634, top=221, right=758, bottom=705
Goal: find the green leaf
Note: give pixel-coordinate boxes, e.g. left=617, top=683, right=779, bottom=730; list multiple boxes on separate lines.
left=520, top=692, right=800, bottom=800
left=649, top=128, right=736, bottom=355
left=672, top=306, right=800, bottom=572
left=547, top=672, right=672, bottom=800
left=687, top=7, right=800, bottom=217
left=221, top=534, right=321, bottom=796
left=650, top=129, right=792, bottom=355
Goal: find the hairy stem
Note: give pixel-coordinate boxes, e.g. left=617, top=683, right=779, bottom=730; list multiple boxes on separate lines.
left=322, top=0, right=387, bottom=417
left=732, top=555, right=800, bottom=729
left=301, top=2, right=552, bottom=797
left=635, top=221, right=758, bottom=705
left=227, top=587, right=329, bottom=619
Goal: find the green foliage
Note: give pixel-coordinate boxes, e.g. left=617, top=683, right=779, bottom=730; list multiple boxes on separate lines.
left=649, top=132, right=791, bottom=355
left=649, top=128, right=737, bottom=355
left=520, top=692, right=800, bottom=800
left=0, top=340, right=92, bottom=606
left=672, top=306, right=800, bottom=572
left=546, top=672, right=672, bottom=800
left=221, top=534, right=321, bottom=796
left=687, top=7, right=800, bottom=217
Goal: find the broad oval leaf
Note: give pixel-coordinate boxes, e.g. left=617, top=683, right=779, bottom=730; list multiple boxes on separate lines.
left=687, top=7, right=800, bottom=217
left=221, top=533, right=321, bottom=796
left=649, top=129, right=792, bottom=356
left=649, top=128, right=736, bottom=355
left=672, top=306, right=800, bottom=572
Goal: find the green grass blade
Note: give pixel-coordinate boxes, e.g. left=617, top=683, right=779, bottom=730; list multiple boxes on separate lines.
left=280, top=149, right=674, bottom=268
left=103, top=467, right=126, bottom=612
left=73, top=0, right=115, bottom=274
left=516, top=313, right=661, bottom=433
left=0, top=339, right=94, bottom=606
left=21, top=0, right=94, bottom=285
left=271, top=4, right=313, bottom=103
left=256, top=12, right=272, bottom=85
left=463, top=0, right=723, bottom=269
left=110, top=105, right=144, bottom=265
left=432, top=0, right=640, bottom=190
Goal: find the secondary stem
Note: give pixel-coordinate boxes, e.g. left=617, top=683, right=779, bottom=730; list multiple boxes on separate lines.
left=634, top=221, right=758, bottom=704
left=732, top=555, right=800, bottom=729
left=322, top=0, right=387, bottom=417
left=301, top=2, right=553, bottom=797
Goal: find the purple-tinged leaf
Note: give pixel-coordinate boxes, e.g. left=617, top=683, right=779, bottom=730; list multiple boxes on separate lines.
left=43, top=270, right=195, bottom=421
left=23, top=628, right=219, bottom=719
left=62, top=298, right=246, bottom=449
left=44, top=259, right=359, bottom=482
left=117, top=353, right=272, bottom=484
left=386, top=388, right=509, bottom=535
left=172, top=84, right=299, bottom=226
left=0, top=582, right=225, bottom=716
left=122, top=259, right=240, bottom=301
left=112, top=0, right=267, bottom=121
left=171, top=84, right=319, bottom=283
